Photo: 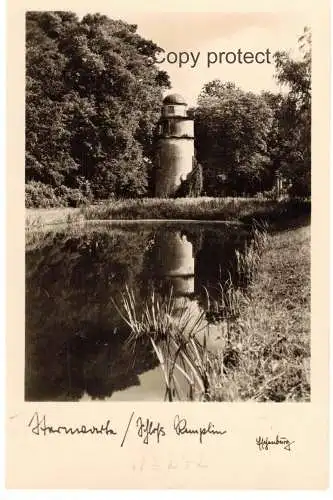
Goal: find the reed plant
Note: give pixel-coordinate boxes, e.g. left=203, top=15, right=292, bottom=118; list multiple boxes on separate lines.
left=114, top=286, right=214, bottom=400
left=235, top=222, right=269, bottom=286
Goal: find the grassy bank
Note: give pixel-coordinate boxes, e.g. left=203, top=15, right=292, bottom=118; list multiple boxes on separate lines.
left=82, top=197, right=310, bottom=224
left=26, top=197, right=310, bottom=228
left=117, top=220, right=310, bottom=402
left=26, top=207, right=84, bottom=228
left=212, top=222, right=311, bottom=402
left=82, top=197, right=272, bottom=220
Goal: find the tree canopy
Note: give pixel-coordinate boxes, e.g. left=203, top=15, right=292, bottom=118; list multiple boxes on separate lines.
left=272, top=26, right=311, bottom=196
left=194, top=81, right=273, bottom=195
left=192, top=27, right=311, bottom=197
left=26, top=11, right=170, bottom=203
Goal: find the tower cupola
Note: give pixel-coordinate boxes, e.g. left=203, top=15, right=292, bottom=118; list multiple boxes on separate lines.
left=162, top=94, right=187, bottom=118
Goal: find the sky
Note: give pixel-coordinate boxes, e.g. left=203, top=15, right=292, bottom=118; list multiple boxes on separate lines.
left=77, top=11, right=311, bottom=106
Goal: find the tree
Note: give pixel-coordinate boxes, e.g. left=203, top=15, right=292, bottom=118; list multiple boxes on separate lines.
left=273, top=27, right=311, bottom=197
left=26, top=11, right=170, bottom=203
left=194, top=80, right=273, bottom=195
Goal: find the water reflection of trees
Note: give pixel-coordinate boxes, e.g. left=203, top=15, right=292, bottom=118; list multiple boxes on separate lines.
left=26, top=228, right=159, bottom=401
left=26, top=224, right=249, bottom=401
left=194, top=227, right=248, bottom=304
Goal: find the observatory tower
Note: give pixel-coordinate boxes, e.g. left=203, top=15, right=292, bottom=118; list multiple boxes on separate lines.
left=155, top=93, right=194, bottom=197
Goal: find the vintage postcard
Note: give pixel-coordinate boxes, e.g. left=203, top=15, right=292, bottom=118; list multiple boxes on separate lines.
left=6, top=0, right=329, bottom=490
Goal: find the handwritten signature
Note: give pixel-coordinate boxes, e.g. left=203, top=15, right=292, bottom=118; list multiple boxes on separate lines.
left=136, top=416, right=166, bottom=444
left=256, top=435, right=295, bottom=451
left=174, top=415, right=227, bottom=444
left=27, top=412, right=227, bottom=446
left=28, top=412, right=117, bottom=437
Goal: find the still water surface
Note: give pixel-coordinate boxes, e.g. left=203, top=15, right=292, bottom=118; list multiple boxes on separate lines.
left=26, top=221, right=249, bottom=401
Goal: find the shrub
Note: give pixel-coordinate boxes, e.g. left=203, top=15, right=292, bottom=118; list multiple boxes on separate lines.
left=25, top=181, right=92, bottom=208
left=55, top=185, right=92, bottom=208
left=174, top=160, right=203, bottom=198
left=25, top=181, right=65, bottom=208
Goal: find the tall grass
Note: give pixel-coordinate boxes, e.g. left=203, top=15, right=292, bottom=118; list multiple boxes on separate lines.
left=81, top=197, right=277, bottom=222
left=26, top=207, right=83, bottom=228
left=235, top=222, right=269, bottom=285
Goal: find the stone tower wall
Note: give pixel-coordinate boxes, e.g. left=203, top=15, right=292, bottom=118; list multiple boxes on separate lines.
left=160, top=118, right=194, bottom=138
left=155, top=137, right=194, bottom=197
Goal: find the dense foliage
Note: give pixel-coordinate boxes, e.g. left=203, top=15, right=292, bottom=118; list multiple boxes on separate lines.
left=272, top=27, right=311, bottom=196
left=26, top=11, right=170, bottom=205
left=194, top=81, right=273, bottom=196
left=193, top=28, right=311, bottom=197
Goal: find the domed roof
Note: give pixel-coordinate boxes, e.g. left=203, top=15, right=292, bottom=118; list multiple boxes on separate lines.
left=163, top=93, right=187, bottom=105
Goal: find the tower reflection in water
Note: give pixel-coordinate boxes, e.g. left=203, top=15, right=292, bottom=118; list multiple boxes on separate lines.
left=152, top=230, right=202, bottom=320
left=149, top=227, right=236, bottom=354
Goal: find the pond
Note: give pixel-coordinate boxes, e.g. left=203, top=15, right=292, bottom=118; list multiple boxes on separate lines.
left=25, top=221, right=250, bottom=402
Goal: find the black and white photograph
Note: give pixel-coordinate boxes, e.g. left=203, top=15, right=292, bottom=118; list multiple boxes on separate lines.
left=25, top=10, right=311, bottom=403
